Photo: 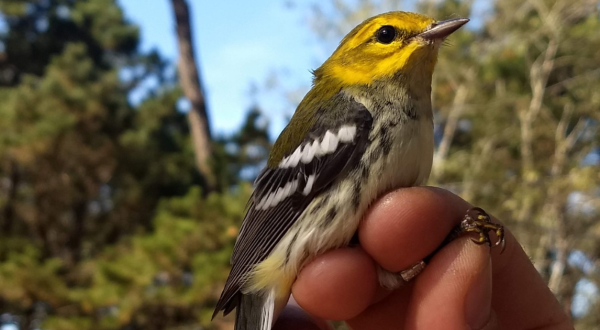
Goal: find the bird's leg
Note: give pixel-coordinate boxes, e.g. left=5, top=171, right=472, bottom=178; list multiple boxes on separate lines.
left=375, top=262, right=422, bottom=290
left=377, top=261, right=427, bottom=290
left=399, top=260, right=426, bottom=281
left=424, top=207, right=505, bottom=264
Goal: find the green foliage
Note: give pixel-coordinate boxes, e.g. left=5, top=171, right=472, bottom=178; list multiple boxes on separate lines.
left=1, top=0, right=598, bottom=328
left=0, top=186, right=250, bottom=329
left=0, top=0, right=138, bottom=86
left=0, top=0, right=260, bottom=328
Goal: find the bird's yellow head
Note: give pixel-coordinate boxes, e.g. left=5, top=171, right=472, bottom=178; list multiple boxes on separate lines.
left=313, top=12, right=468, bottom=86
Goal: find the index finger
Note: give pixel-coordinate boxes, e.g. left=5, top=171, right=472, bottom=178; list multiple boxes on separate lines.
left=358, top=187, right=571, bottom=330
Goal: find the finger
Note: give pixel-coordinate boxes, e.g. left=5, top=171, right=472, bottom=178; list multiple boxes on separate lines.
left=292, top=247, right=379, bottom=320
left=345, top=283, right=412, bottom=330
left=273, top=299, right=334, bottom=330
left=489, top=224, right=572, bottom=329
left=359, top=186, right=571, bottom=330
left=346, top=238, right=496, bottom=330
left=405, top=237, right=495, bottom=330
left=359, top=186, right=466, bottom=272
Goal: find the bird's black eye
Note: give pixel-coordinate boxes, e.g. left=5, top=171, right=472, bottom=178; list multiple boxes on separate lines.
left=376, top=25, right=396, bottom=44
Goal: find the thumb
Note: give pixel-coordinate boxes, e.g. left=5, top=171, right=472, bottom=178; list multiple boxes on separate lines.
left=405, top=237, right=500, bottom=330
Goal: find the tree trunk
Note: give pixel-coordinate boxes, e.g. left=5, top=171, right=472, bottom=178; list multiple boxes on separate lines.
left=1, top=159, right=19, bottom=235
left=170, top=0, right=215, bottom=191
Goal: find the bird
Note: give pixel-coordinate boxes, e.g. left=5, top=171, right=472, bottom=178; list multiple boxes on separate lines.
left=213, top=11, right=473, bottom=330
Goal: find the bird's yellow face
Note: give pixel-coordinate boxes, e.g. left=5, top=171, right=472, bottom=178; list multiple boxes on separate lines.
left=314, top=12, right=464, bottom=86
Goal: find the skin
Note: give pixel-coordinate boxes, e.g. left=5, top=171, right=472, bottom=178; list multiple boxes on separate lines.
left=272, top=187, right=574, bottom=330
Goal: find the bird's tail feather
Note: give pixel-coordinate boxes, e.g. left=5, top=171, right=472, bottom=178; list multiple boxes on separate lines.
left=235, top=289, right=275, bottom=330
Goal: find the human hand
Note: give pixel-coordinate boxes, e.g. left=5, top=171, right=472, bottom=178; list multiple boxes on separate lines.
left=273, top=187, right=573, bottom=330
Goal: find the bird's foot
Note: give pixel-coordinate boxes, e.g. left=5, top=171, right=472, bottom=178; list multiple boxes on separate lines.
left=460, top=207, right=506, bottom=252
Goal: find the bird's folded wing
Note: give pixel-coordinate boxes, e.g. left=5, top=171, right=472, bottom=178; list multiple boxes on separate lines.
left=214, top=94, right=372, bottom=316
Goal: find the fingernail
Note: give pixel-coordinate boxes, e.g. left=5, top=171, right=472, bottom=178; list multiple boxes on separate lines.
left=465, top=255, right=492, bottom=330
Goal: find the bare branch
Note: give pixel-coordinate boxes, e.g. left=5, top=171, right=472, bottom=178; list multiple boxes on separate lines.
left=520, top=37, right=558, bottom=177
left=432, top=82, right=469, bottom=179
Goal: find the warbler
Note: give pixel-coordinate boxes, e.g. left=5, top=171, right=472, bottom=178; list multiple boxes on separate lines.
left=214, top=11, right=472, bottom=330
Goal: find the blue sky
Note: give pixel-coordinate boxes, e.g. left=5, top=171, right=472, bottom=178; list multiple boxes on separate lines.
left=116, top=0, right=496, bottom=137
left=4, top=0, right=489, bottom=136
left=118, top=0, right=319, bottom=136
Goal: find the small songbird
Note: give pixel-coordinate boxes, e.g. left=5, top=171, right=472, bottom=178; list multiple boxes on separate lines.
left=214, top=11, right=473, bottom=330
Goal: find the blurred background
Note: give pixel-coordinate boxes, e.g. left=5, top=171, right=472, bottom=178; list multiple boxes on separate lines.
left=0, top=0, right=599, bottom=329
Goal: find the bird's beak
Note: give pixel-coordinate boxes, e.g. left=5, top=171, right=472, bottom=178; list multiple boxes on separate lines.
left=418, top=18, right=469, bottom=41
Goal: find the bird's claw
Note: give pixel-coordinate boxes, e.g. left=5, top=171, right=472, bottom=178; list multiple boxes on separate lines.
left=461, top=207, right=506, bottom=253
